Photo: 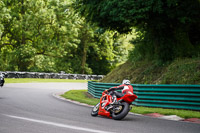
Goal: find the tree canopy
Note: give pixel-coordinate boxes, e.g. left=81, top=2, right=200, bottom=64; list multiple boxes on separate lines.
left=75, top=0, right=200, bottom=62
left=0, top=0, right=130, bottom=74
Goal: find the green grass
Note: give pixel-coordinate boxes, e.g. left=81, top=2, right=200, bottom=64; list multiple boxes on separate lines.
left=61, top=90, right=200, bottom=119
left=131, top=106, right=200, bottom=119
left=5, top=78, right=89, bottom=83
left=61, top=90, right=99, bottom=105
left=101, top=58, right=200, bottom=84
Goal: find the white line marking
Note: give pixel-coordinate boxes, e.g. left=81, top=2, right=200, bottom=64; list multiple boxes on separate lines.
left=4, top=114, right=114, bottom=133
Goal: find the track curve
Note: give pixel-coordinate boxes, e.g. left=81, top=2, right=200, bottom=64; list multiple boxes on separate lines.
left=0, top=83, right=199, bottom=133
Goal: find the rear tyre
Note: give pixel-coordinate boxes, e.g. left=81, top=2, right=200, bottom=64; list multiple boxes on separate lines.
left=112, top=102, right=129, bottom=120
left=91, top=103, right=100, bottom=116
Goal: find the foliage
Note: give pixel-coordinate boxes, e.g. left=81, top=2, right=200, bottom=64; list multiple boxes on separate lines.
left=0, top=0, right=129, bottom=74
left=87, top=31, right=131, bottom=74
left=160, top=58, right=200, bottom=84
left=101, top=58, right=200, bottom=84
left=75, top=0, right=200, bottom=62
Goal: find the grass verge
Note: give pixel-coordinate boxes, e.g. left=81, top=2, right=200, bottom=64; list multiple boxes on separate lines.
left=101, top=58, right=200, bottom=84
left=61, top=90, right=99, bottom=105
left=61, top=90, right=200, bottom=119
left=5, top=78, right=89, bottom=83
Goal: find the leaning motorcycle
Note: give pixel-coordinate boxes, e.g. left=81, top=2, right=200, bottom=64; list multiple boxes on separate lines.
left=91, top=89, right=137, bottom=120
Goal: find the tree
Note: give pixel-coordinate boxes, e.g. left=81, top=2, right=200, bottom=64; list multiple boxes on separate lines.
left=75, top=0, right=200, bottom=62
left=0, top=0, right=129, bottom=74
left=0, top=0, right=79, bottom=71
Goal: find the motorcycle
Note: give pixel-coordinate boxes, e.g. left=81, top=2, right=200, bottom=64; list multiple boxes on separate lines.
left=91, top=89, right=137, bottom=120
left=0, top=74, right=5, bottom=87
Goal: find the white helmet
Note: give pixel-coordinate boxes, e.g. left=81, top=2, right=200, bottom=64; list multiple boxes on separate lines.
left=122, top=79, right=130, bottom=85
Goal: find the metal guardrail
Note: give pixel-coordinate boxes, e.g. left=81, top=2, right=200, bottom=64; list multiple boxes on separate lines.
left=0, top=71, right=104, bottom=80
left=88, top=81, right=200, bottom=111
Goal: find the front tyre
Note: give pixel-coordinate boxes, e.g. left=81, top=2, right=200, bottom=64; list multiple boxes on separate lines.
left=112, top=102, right=129, bottom=120
left=91, top=103, right=100, bottom=116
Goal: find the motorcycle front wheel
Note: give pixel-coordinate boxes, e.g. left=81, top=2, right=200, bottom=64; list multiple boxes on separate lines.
left=91, top=102, right=100, bottom=116
left=112, top=102, right=129, bottom=120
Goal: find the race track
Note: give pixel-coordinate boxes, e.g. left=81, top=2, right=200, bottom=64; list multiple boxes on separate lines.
left=0, top=83, right=199, bottom=133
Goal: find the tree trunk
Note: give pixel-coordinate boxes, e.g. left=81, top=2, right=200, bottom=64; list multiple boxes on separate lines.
left=21, top=0, right=25, bottom=45
left=81, top=42, right=88, bottom=74
left=174, top=26, right=194, bottom=57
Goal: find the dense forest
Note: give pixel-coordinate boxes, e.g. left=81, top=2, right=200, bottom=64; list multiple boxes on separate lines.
left=0, top=0, right=131, bottom=75
left=1, top=0, right=200, bottom=78
left=76, top=0, right=200, bottom=63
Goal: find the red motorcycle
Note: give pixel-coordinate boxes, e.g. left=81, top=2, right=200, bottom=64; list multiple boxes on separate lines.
left=91, top=89, right=137, bottom=120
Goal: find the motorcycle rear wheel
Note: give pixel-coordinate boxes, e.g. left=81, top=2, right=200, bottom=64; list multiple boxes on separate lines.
left=112, top=102, right=129, bottom=120
left=91, top=102, right=100, bottom=116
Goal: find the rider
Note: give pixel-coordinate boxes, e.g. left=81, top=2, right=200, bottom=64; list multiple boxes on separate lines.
left=106, top=79, right=134, bottom=103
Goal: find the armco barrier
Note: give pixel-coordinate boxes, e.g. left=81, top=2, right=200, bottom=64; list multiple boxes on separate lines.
left=0, top=71, right=104, bottom=80
left=88, top=81, right=200, bottom=111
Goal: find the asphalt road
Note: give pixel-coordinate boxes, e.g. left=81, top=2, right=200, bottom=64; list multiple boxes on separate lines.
left=0, top=83, right=199, bottom=133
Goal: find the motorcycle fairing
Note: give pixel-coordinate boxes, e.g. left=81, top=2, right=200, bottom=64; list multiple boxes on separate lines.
left=98, top=94, right=112, bottom=118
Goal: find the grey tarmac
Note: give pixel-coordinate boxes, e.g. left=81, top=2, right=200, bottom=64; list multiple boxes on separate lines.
left=0, top=83, right=199, bottom=133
